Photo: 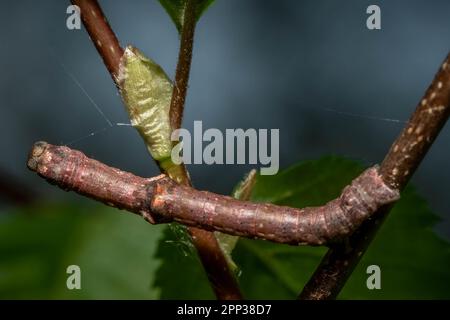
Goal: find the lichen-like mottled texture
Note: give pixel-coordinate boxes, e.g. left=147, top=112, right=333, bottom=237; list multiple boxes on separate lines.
left=28, top=142, right=399, bottom=246
left=118, top=46, right=174, bottom=161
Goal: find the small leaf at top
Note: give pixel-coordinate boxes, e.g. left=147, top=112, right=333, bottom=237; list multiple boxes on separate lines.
left=158, top=0, right=215, bottom=33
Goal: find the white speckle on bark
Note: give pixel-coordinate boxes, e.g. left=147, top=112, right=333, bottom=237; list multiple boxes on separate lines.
left=428, top=105, right=446, bottom=115
left=415, top=125, right=423, bottom=135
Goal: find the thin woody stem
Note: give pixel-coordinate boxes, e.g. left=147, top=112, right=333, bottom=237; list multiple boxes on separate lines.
left=27, top=142, right=399, bottom=246
left=164, top=0, right=242, bottom=300
left=71, top=0, right=123, bottom=83
left=72, top=0, right=241, bottom=300
left=299, top=53, right=450, bottom=300
left=169, top=0, right=196, bottom=131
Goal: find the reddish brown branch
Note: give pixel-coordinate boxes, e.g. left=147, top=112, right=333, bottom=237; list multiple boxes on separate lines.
left=27, top=142, right=399, bottom=246
left=71, top=0, right=124, bottom=82
left=299, top=53, right=450, bottom=300
left=187, top=228, right=242, bottom=299
left=380, top=54, right=450, bottom=188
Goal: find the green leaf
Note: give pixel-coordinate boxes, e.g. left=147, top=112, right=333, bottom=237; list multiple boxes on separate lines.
left=158, top=0, right=215, bottom=33
left=0, top=202, right=165, bottom=299
left=234, top=156, right=450, bottom=299
left=118, top=46, right=173, bottom=161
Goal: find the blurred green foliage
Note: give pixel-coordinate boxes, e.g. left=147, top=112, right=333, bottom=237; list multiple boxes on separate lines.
left=0, top=202, right=164, bottom=299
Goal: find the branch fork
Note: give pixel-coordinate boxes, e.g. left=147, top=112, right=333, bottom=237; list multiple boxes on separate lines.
left=71, top=0, right=243, bottom=300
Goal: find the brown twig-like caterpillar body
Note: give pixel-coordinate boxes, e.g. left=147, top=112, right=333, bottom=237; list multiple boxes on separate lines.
left=28, top=142, right=400, bottom=246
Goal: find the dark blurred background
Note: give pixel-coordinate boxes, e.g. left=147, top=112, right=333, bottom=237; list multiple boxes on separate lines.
left=1, top=0, right=449, bottom=239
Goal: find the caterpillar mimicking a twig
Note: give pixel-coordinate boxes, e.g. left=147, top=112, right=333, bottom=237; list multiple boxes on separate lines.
left=27, top=142, right=400, bottom=246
